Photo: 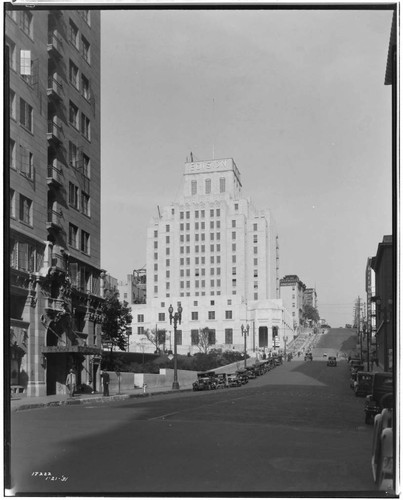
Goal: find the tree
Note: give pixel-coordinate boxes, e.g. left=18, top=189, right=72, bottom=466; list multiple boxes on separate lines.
left=197, top=327, right=214, bottom=354
left=303, top=305, right=320, bottom=324
left=143, top=327, right=167, bottom=353
left=101, top=292, right=133, bottom=352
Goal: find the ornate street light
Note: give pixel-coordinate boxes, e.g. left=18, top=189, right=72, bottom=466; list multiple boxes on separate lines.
left=168, top=303, right=182, bottom=390
left=241, top=324, right=250, bottom=369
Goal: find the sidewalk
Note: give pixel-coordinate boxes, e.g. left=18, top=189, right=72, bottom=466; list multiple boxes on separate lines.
left=10, top=385, right=190, bottom=412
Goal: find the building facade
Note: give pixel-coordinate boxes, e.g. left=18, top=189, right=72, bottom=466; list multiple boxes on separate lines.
left=131, top=157, right=293, bottom=356
left=279, top=275, right=306, bottom=332
left=303, top=288, right=317, bottom=309
left=370, top=236, right=393, bottom=372
left=7, top=7, right=104, bottom=396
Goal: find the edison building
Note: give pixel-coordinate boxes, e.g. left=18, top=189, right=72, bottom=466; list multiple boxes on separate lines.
left=131, top=158, right=294, bottom=355
left=7, top=8, right=104, bottom=396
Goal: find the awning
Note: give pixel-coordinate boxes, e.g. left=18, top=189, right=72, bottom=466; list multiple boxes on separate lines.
left=42, top=345, right=102, bottom=355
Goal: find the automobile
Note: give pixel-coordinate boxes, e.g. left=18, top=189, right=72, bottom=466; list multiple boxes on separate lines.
left=245, top=368, right=257, bottom=379
left=192, top=372, right=217, bottom=391
left=323, top=353, right=327, bottom=358
left=350, top=358, right=363, bottom=369
left=304, top=353, right=313, bottom=361
left=351, top=364, right=365, bottom=376
left=350, top=371, right=358, bottom=389
left=327, top=356, right=337, bottom=367
left=227, top=374, right=242, bottom=387
left=365, top=372, right=393, bottom=424
left=354, top=372, right=374, bottom=397
left=371, top=408, right=394, bottom=491
left=215, top=373, right=228, bottom=389
left=236, top=369, right=249, bottom=384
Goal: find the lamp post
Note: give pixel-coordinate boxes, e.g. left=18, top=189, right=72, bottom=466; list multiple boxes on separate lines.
left=241, top=324, right=250, bottom=369
left=168, top=303, right=182, bottom=390
left=284, top=335, right=288, bottom=361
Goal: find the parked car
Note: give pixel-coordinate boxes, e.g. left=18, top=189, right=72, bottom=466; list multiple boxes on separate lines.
left=327, top=356, right=337, bottom=367
left=227, top=374, right=242, bottom=387
left=215, top=373, right=228, bottom=389
left=354, top=372, right=374, bottom=397
left=236, top=369, right=249, bottom=384
left=365, top=372, right=393, bottom=424
left=351, top=364, right=365, bottom=376
left=192, top=372, right=217, bottom=391
left=371, top=408, right=394, bottom=491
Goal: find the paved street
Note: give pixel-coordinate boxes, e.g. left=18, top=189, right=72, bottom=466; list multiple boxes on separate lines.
left=10, top=329, right=377, bottom=495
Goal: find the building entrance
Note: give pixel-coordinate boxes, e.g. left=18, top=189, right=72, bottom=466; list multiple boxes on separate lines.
left=259, top=326, right=268, bottom=347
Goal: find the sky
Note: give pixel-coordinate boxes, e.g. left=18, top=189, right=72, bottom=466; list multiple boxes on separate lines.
left=100, top=7, right=393, bottom=328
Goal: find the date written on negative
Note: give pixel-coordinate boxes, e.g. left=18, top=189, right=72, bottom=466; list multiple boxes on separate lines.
left=31, top=472, right=68, bottom=482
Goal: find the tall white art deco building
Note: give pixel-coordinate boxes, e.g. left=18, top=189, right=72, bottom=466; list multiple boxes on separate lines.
left=131, top=157, right=294, bottom=355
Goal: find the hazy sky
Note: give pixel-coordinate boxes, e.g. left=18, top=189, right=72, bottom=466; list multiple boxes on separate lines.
left=100, top=7, right=393, bottom=327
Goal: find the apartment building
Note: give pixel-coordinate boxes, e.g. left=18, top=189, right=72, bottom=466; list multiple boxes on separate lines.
left=279, top=275, right=306, bottom=331
left=131, top=157, right=294, bottom=356
left=6, top=7, right=104, bottom=396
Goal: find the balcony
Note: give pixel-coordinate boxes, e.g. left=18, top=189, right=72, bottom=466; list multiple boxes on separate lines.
left=47, top=75, right=64, bottom=101
left=47, top=31, right=63, bottom=58
left=47, top=162, right=63, bottom=187
left=46, top=208, right=63, bottom=231
left=44, top=297, right=65, bottom=313
left=47, top=118, right=63, bottom=144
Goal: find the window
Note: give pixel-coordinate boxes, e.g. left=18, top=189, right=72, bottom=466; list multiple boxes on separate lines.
left=232, top=267, right=236, bottom=275
left=69, top=142, right=79, bottom=168
left=254, top=281, right=258, bottom=289
left=81, top=113, right=91, bottom=140
left=166, top=236, right=170, bottom=244
left=20, top=11, right=33, bottom=38
left=216, top=209, right=220, bottom=217
left=191, top=312, right=198, bottom=320
left=81, top=192, right=90, bottom=216
left=154, top=241, right=158, bottom=249
left=186, top=223, right=190, bottom=231
left=210, top=245, right=214, bottom=252
left=137, top=314, right=144, bottom=322
left=81, top=35, right=91, bottom=63
left=186, top=211, right=190, bottom=219
left=69, top=182, right=79, bottom=209
left=166, top=224, right=170, bottom=232
left=201, top=222, right=205, bottom=230
left=186, top=258, right=190, bottom=265
left=175, top=330, right=182, bottom=346
left=10, top=189, right=16, bottom=218
left=154, top=264, right=158, bottom=271
left=81, top=230, right=90, bottom=254
left=210, top=221, right=214, bottom=229
left=10, top=90, right=16, bottom=120
left=253, top=235, right=258, bottom=243
left=205, top=179, right=211, bottom=194
left=210, top=209, right=214, bottom=217
left=208, top=329, right=216, bottom=345
left=216, top=244, right=220, bottom=252
left=166, top=248, right=170, bottom=255
left=232, top=232, right=236, bottom=240
left=201, top=210, right=205, bottom=218
left=6, top=39, right=17, bottom=71
left=232, top=279, right=236, bottom=287
left=81, top=74, right=90, bottom=100
left=191, top=330, right=199, bottom=345
left=69, top=223, right=78, bottom=248
left=253, top=223, right=258, bottom=231
left=20, top=146, right=33, bottom=179
left=166, top=270, right=170, bottom=278
left=82, top=153, right=90, bottom=178
left=69, top=20, right=79, bottom=49
left=232, top=255, right=236, bottom=263
left=225, top=329, right=233, bottom=344
left=166, top=259, right=170, bottom=267
left=254, top=247, right=258, bottom=254
left=235, top=203, right=239, bottom=211
left=69, top=101, right=79, bottom=129
left=216, top=232, right=220, bottom=241
left=225, top=310, right=232, bottom=319
left=69, top=60, right=79, bottom=89
left=210, top=233, right=214, bottom=241
left=10, top=139, right=16, bottom=170
left=19, top=195, right=32, bottom=225
left=217, top=279, right=221, bottom=287
left=254, top=293, right=258, bottom=300
left=154, top=253, right=157, bottom=260
left=208, top=311, right=215, bottom=320
left=254, top=258, right=258, bottom=266
left=137, top=326, right=144, bottom=335
left=191, top=180, right=197, bottom=195
left=20, top=98, right=33, bottom=132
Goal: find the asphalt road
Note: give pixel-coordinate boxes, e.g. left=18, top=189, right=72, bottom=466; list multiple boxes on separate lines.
left=10, top=328, right=378, bottom=495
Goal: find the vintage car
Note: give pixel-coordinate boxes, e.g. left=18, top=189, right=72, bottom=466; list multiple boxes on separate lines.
left=354, top=372, right=374, bottom=397
left=371, top=408, right=394, bottom=491
left=327, top=356, right=337, bottom=367
left=192, top=372, right=217, bottom=391
left=365, top=372, right=393, bottom=424
left=304, top=352, right=313, bottom=361
left=350, top=371, right=358, bottom=389
left=215, top=373, right=228, bottom=389
left=227, top=374, right=242, bottom=387
left=351, top=364, right=365, bottom=376
left=236, top=369, right=249, bottom=384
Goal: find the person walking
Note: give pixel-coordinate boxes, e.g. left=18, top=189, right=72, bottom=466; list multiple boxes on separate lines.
left=101, top=370, right=110, bottom=396
left=66, top=369, right=76, bottom=398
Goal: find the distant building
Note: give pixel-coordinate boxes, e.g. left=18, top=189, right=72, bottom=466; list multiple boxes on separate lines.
left=7, top=8, right=104, bottom=397
left=279, top=275, right=306, bottom=332
left=117, top=270, right=146, bottom=304
left=304, top=288, right=317, bottom=309
left=130, top=157, right=293, bottom=355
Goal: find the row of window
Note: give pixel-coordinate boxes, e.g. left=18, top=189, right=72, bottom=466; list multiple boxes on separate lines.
left=10, top=238, right=43, bottom=273
left=69, top=100, right=91, bottom=140
left=135, top=328, right=236, bottom=346
left=190, top=177, right=226, bottom=196
left=154, top=220, right=260, bottom=237
left=69, top=59, right=91, bottom=100
left=69, top=18, right=91, bottom=64
left=68, top=182, right=90, bottom=216
left=68, top=223, right=90, bottom=255
left=69, top=142, right=91, bottom=177
left=10, top=190, right=33, bottom=226
left=9, top=138, right=34, bottom=180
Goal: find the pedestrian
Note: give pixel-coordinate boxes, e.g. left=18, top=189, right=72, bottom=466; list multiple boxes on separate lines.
left=101, top=370, right=110, bottom=396
left=66, top=369, right=76, bottom=398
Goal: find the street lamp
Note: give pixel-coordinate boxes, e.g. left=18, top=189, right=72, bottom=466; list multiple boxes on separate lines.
left=168, top=303, right=182, bottom=390
left=241, top=324, right=250, bottom=369
left=284, top=335, right=288, bottom=361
